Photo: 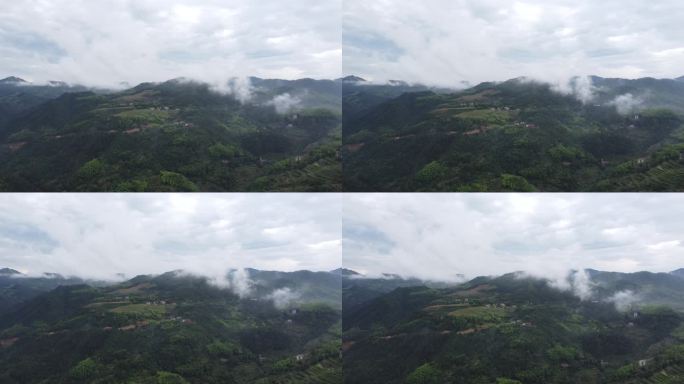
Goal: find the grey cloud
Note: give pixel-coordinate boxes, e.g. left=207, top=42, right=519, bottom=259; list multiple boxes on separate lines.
left=344, top=0, right=684, bottom=86
left=0, top=0, right=341, bottom=87
left=0, top=194, right=341, bottom=280
left=343, top=194, right=684, bottom=281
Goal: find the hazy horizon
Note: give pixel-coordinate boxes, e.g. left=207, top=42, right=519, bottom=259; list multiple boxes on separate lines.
left=344, top=0, right=684, bottom=87
left=344, top=194, right=684, bottom=282
left=0, top=194, right=342, bottom=281
left=0, top=0, right=342, bottom=88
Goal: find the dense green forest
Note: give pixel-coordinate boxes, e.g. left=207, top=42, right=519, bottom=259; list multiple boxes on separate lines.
left=342, top=269, right=684, bottom=383
left=0, top=268, right=342, bottom=383
left=343, top=76, right=684, bottom=191
left=0, top=77, right=341, bottom=192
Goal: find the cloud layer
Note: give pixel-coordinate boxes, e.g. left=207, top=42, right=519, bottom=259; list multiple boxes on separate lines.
left=0, top=0, right=341, bottom=87
left=344, top=194, right=684, bottom=282
left=0, top=194, right=341, bottom=280
left=344, top=0, right=684, bottom=86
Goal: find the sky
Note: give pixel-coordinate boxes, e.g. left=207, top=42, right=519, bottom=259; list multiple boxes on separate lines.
left=0, top=194, right=341, bottom=280
left=0, top=0, right=341, bottom=87
left=344, top=0, right=684, bottom=87
left=344, top=194, right=684, bottom=282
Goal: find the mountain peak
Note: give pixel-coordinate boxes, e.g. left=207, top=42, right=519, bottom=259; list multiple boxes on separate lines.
left=670, top=268, right=684, bottom=277
left=0, top=267, right=22, bottom=276
left=0, top=76, right=28, bottom=84
left=340, top=75, right=367, bottom=83
left=331, top=268, right=360, bottom=276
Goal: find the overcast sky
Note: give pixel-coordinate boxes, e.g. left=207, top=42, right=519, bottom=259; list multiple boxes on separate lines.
left=344, top=0, right=684, bottom=86
left=344, top=194, right=684, bottom=282
left=0, top=0, right=341, bottom=87
left=0, top=194, right=341, bottom=280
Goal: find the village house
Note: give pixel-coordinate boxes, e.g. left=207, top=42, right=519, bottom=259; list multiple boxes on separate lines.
left=638, top=358, right=653, bottom=368
left=0, top=337, right=19, bottom=348
left=6, top=142, right=27, bottom=152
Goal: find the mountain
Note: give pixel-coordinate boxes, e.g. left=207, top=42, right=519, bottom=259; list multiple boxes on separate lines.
left=0, top=77, right=94, bottom=132
left=0, top=77, right=342, bottom=192
left=671, top=268, right=684, bottom=278
left=343, top=76, right=684, bottom=192
left=331, top=268, right=360, bottom=276
left=0, top=77, right=27, bottom=84
left=0, top=271, right=105, bottom=315
left=342, top=273, right=460, bottom=320
left=343, top=269, right=684, bottom=383
left=341, top=75, right=452, bottom=128
left=340, top=76, right=367, bottom=83
left=0, top=268, right=342, bottom=383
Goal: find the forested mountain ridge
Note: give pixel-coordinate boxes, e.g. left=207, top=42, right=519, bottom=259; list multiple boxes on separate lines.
left=342, top=269, right=684, bottom=383
left=0, top=268, right=342, bottom=383
left=343, top=75, right=684, bottom=192
left=0, top=76, right=342, bottom=192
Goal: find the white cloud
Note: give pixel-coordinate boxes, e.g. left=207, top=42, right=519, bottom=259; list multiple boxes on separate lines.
left=0, top=0, right=342, bottom=87
left=267, top=93, right=302, bottom=114
left=0, top=194, right=342, bottom=280
left=344, top=0, right=684, bottom=86
left=264, top=287, right=300, bottom=309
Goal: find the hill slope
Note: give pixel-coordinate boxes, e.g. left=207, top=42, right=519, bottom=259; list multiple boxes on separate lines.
left=343, top=270, right=684, bottom=384
left=0, top=269, right=342, bottom=383
left=343, top=76, right=684, bottom=192
left=0, top=77, right=341, bottom=192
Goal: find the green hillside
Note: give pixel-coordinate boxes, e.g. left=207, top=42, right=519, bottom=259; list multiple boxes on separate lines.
left=342, top=270, right=684, bottom=384
left=0, top=269, right=342, bottom=383
left=343, top=76, right=684, bottom=191
left=0, top=77, right=341, bottom=192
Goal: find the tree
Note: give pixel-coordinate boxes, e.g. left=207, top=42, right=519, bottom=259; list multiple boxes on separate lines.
left=77, top=159, right=105, bottom=179
left=405, top=363, right=443, bottom=384
left=70, top=358, right=99, bottom=381
left=156, top=371, right=190, bottom=384
left=500, top=174, right=537, bottom=192
left=415, top=161, right=448, bottom=184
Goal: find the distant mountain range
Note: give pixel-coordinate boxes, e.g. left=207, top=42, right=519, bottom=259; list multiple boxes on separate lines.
left=0, top=267, right=342, bottom=383
left=343, top=74, right=684, bottom=192
left=342, top=267, right=684, bottom=384
left=0, top=76, right=342, bottom=192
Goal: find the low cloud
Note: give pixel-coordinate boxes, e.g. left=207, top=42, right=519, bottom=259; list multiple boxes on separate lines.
left=201, top=268, right=254, bottom=297
left=210, top=77, right=254, bottom=103
left=267, top=93, right=302, bottom=114
left=608, top=93, right=643, bottom=115
left=264, top=287, right=301, bottom=309
left=551, top=76, right=596, bottom=104
left=554, top=269, right=595, bottom=300
left=605, top=290, right=640, bottom=311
